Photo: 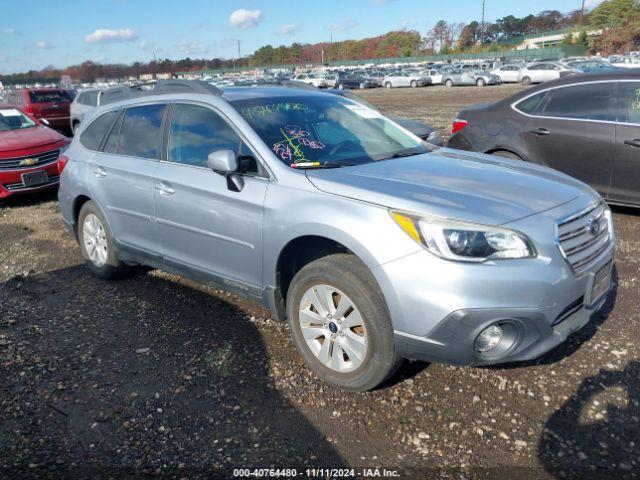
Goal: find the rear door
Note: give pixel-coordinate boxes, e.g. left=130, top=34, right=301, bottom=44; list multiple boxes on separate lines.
left=153, top=102, right=268, bottom=290
left=88, top=104, right=165, bottom=255
left=610, top=81, right=640, bottom=205
left=522, top=81, right=617, bottom=198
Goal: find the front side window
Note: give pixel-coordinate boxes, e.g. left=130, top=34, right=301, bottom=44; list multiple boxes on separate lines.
left=232, top=94, right=429, bottom=168
left=0, top=108, right=36, bottom=131
left=168, top=104, right=251, bottom=170
left=80, top=110, right=118, bottom=151
left=117, top=104, right=166, bottom=159
left=540, top=83, right=615, bottom=121
left=619, top=81, right=640, bottom=125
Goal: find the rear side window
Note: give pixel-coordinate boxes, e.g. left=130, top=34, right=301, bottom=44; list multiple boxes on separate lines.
left=618, top=81, right=640, bottom=125
left=515, top=93, right=545, bottom=115
left=28, top=90, right=71, bottom=103
left=80, top=110, right=118, bottom=151
left=81, top=91, right=99, bottom=106
left=540, top=83, right=615, bottom=121
left=117, top=104, right=166, bottom=159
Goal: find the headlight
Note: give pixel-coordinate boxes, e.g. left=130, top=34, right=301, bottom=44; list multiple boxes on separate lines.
left=391, top=211, right=536, bottom=262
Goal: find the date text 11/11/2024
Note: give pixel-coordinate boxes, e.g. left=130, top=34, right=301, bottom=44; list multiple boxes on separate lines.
left=232, top=468, right=401, bottom=478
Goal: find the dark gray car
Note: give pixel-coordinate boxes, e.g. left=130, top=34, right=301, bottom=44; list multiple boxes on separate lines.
left=448, top=70, right=640, bottom=208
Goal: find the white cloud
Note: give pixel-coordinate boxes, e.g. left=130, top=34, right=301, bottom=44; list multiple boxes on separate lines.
left=176, top=40, right=208, bottom=56
left=584, top=0, right=604, bottom=7
left=138, top=39, right=149, bottom=50
left=327, top=19, right=358, bottom=32
left=228, top=9, right=263, bottom=29
left=1, top=27, right=16, bottom=34
left=277, top=23, right=299, bottom=36
left=36, top=41, right=54, bottom=49
left=84, top=28, right=138, bottom=44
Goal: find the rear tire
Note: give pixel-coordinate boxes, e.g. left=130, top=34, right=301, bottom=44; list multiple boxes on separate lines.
left=476, top=78, right=486, bottom=87
left=286, top=253, right=400, bottom=392
left=359, top=82, right=365, bottom=90
left=521, top=76, right=531, bottom=86
left=445, top=79, right=453, bottom=88
left=78, top=201, right=131, bottom=280
left=385, top=82, right=392, bottom=89
left=71, top=121, right=80, bottom=135
left=338, top=83, right=345, bottom=90
left=410, top=80, right=418, bottom=88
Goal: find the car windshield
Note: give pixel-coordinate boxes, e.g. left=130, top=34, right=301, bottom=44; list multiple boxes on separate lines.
left=0, top=108, right=37, bottom=131
left=231, top=94, right=428, bottom=168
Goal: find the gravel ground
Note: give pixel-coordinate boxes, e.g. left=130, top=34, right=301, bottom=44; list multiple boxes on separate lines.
left=1, top=85, right=639, bottom=479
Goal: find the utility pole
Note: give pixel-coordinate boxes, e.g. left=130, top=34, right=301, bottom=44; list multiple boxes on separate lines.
left=580, top=0, right=586, bottom=25
left=480, top=0, right=485, bottom=45
left=237, top=40, right=241, bottom=62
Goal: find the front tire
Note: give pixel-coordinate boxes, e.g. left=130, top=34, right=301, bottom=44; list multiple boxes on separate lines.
left=287, top=254, right=399, bottom=392
left=476, top=78, right=486, bottom=87
left=338, top=83, right=345, bottom=90
left=359, top=82, right=365, bottom=90
left=491, top=150, right=521, bottom=160
left=445, top=79, right=453, bottom=88
left=385, top=82, right=392, bottom=89
left=521, top=76, right=531, bottom=86
left=410, top=80, right=418, bottom=88
left=78, top=201, right=131, bottom=280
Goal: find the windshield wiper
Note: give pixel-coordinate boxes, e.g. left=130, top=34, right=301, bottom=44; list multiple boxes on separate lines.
left=292, top=160, right=355, bottom=169
left=374, top=148, right=426, bottom=162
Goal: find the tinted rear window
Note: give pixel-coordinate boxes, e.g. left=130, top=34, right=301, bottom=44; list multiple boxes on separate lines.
left=28, top=90, right=71, bottom=103
left=81, top=91, right=100, bottom=106
left=80, top=110, right=118, bottom=151
left=117, top=104, right=166, bottom=159
left=541, top=83, right=615, bottom=121
left=515, top=92, right=546, bottom=115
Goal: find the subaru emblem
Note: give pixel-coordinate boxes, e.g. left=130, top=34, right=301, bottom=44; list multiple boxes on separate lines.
left=586, top=217, right=600, bottom=236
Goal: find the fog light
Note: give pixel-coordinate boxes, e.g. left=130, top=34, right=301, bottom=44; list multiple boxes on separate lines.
left=475, top=324, right=503, bottom=353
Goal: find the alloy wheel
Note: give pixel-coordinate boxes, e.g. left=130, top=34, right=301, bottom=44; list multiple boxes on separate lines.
left=83, top=213, right=108, bottom=267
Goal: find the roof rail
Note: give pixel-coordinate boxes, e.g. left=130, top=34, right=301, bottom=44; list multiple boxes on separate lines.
left=101, top=79, right=222, bottom=105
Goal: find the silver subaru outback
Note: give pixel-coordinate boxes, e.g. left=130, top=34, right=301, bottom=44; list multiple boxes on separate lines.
left=58, top=80, right=615, bottom=391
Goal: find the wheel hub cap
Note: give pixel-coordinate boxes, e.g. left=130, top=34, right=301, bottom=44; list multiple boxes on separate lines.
left=298, top=284, right=368, bottom=373
left=82, top=213, right=108, bottom=267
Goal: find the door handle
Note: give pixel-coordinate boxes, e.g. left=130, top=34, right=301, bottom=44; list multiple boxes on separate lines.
left=624, top=138, right=640, bottom=148
left=529, top=128, right=551, bottom=136
left=155, top=182, right=175, bottom=195
left=94, top=166, right=107, bottom=178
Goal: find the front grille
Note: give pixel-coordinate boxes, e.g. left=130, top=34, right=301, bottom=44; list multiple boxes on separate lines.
left=556, top=203, right=612, bottom=275
left=4, top=174, right=60, bottom=191
left=0, top=149, right=60, bottom=170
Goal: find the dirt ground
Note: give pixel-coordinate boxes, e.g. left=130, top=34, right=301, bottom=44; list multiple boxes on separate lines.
left=1, top=85, right=639, bottom=479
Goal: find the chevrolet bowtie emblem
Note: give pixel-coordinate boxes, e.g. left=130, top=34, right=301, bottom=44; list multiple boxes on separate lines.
left=20, top=157, right=37, bottom=166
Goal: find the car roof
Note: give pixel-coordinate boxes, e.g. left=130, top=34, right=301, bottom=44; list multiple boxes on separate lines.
left=503, top=69, right=640, bottom=103
left=220, top=85, right=333, bottom=102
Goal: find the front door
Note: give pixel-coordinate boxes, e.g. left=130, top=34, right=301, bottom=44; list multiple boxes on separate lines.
left=522, top=81, right=616, bottom=198
left=153, top=102, right=268, bottom=291
left=610, top=81, right=640, bottom=205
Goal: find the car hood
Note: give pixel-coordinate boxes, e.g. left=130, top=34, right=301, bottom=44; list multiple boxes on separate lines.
left=305, top=149, right=592, bottom=226
left=0, top=126, right=66, bottom=155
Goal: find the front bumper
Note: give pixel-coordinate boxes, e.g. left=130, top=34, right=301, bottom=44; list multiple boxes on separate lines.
left=0, top=163, right=60, bottom=198
left=372, top=196, right=615, bottom=366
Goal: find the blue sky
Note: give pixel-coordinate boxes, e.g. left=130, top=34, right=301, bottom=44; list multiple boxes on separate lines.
left=0, top=0, right=603, bottom=75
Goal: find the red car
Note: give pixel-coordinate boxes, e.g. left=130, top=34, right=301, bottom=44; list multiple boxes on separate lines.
left=3, top=88, right=72, bottom=134
left=0, top=105, right=70, bottom=199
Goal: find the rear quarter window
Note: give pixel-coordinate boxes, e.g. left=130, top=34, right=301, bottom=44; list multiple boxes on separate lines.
left=117, top=104, right=166, bottom=159
left=80, top=110, right=118, bottom=151
left=514, top=92, right=546, bottom=115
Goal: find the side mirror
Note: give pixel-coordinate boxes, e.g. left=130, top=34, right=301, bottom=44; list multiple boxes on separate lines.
left=207, top=149, right=244, bottom=193
left=207, top=149, right=238, bottom=173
